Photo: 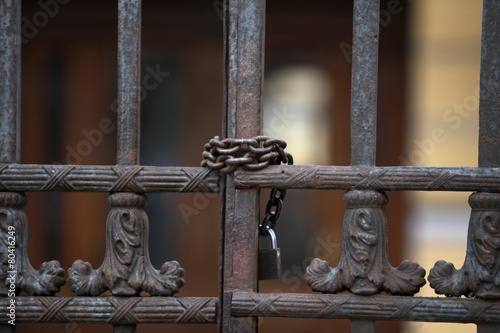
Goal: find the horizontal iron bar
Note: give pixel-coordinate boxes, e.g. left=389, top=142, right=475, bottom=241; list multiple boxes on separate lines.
left=234, top=165, right=500, bottom=192
left=231, top=292, right=500, bottom=323
left=0, top=164, right=218, bottom=193
left=0, top=296, right=217, bottom=324
left=1, top=164, right=499, bottom=193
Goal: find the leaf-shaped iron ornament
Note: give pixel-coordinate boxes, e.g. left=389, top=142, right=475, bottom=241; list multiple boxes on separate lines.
left=68, top=192, right=184, bottom=296
left=305, top=190, right=426, bottom=296
left=0, top=192, right=65, bottom=296
left=429, top=192, right=500, bottom=299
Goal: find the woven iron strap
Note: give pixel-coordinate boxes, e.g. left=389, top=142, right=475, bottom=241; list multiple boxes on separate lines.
left=201, top=136, right=293, bottom=173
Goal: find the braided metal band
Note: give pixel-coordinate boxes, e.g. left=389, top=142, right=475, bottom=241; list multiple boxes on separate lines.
left=201, top=136, right=293, bottom=173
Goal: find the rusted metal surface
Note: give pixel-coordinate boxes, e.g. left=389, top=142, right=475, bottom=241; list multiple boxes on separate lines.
left=0, top=0, right=21, bottom=164
left=231, top=292, right=500, bottom=323
left=350, top=0, right=380, bottom=166
left=220, top=0, right=266, bottom=332
left=479, top=0, right=500, bottom=167
left=117, top=0, right=142, bottom=166
left=234, top=165, right=500, bottom=192
left=306, top=190, right=425, bottom=296
left=0, top=164, right=218, bottom=192
left=223, top=0, right=266, bottom=138
left=0, top=296, right=217, bottom=324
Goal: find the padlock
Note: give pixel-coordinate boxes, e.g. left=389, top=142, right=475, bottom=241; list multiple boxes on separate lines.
left=258, top=226, right=281, bottom=280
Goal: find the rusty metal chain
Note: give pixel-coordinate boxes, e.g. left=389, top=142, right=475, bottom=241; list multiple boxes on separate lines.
left=201, top=135, right=293, bottom=235
left=258, top=149, right=292, bottom=234
left=201, top=136, right=292, bottom=173
left=259, top=189, right=287, bottom=236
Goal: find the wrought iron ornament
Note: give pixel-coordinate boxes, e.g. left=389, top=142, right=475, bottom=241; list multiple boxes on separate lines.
left=429, top=192, right=500, bottom=299
left=0, top=192, right=65, bottom=296
left=68, top=192, right=184, bottom=296
left=305, top=190, right=426, bottom=296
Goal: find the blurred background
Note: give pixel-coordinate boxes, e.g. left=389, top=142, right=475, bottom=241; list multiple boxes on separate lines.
left=18, top=0, right=481, bottom=332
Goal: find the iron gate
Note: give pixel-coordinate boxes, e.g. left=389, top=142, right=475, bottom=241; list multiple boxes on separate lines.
left=0, top=0, right=499, bottom=333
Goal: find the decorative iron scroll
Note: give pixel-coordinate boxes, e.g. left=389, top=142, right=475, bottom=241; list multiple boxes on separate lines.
left=0, top=192, right=65, bottom=296
left=305, top=190, right=426, bottom=296
left=429, top=192, right=500, bottom=299
left=0, top=296, right=217, bottom=324
left=68, top=192, right=184, bottom=296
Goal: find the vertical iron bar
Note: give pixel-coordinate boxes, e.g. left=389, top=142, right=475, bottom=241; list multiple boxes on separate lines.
left=0, top=2, right=20, bottom=332
left=351, top=320, right=375, bottom=333
left=117, top=0, right=142, bottom=165
left=350, top=0, right=380, bottom=166
left=114, top=2, right=140, bottom=332
left=220, top=0, right=265, bottom=332
left=477, top=1, right=499, bottom=329
left=0, top=0, right=21, bottom=164
left=478, top=0, right=500, bottom=167
left=349, top=0, right=380, bottom=329
left=349, top=0, right=379, bottom=327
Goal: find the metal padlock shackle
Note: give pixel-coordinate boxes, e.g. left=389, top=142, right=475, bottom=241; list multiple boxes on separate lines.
left=261, top=225, right=277, bottom=249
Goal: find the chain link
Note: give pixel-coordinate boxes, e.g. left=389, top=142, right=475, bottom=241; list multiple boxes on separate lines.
left=201, top=135, right=293, bottom=236
left=201, top=136, right=292, bottom=173
left=259, top=164, right=293, bottom=236
left=259, top=189, right=286, bottom=235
